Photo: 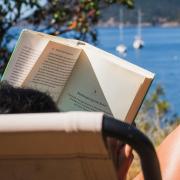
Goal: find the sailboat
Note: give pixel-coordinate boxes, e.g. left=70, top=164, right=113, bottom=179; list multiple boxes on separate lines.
left=133, top=9, right=144, bottom=49
left=116, top=9, right=127, bottom=54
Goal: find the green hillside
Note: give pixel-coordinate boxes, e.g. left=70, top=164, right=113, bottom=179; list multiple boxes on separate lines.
left=100, top=0, right=180, bottom=25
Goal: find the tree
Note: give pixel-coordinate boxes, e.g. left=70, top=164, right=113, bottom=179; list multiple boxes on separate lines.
left=0, top=0, right=134, bottom=75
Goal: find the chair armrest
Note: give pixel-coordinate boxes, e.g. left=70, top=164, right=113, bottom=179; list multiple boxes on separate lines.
left=102, top=115, right=162, bottom=180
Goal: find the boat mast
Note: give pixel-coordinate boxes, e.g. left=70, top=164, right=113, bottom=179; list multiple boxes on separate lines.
left=116, top=7, right=127, bottom=54
left=137, top=9, right=142, bottom=38
left=119, top=8, right=124, bottom=42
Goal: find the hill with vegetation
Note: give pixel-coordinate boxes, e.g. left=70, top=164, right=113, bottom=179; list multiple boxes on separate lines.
left=100, top=0, right=180, bottom=26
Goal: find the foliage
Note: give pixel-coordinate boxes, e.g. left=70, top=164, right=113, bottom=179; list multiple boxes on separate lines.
left=136, top=84, right=179, bottom=145
left=0, top=0, right=134, bottom=75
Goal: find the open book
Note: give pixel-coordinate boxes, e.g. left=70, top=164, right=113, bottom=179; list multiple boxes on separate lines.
left=2, top=29, right=154, bottom=122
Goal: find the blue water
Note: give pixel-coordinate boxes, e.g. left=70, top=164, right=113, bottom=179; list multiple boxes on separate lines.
left=97, top=27, right=180, bottom=115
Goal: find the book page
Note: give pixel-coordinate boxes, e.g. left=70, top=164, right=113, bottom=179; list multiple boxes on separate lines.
left=23, top=41, right=82, bottom=102
left=58, top=51, right=113, bottom=117
left=2, top=30, right=49, bottom=86
left=80, top=44, right=154, bottom=122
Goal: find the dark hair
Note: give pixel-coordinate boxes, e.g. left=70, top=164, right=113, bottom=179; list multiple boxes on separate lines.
left=0, top=81, right=59, bottom=113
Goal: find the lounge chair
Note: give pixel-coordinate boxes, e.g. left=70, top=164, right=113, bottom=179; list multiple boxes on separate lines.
left=0, top=112, right=161, bottom=180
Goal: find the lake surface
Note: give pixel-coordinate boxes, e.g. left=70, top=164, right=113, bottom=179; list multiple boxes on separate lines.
left=97, top=27, right=180, bottom=115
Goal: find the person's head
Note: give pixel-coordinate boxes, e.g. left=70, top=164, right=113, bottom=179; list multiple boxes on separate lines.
left=0, top=81, right=59, bottom=113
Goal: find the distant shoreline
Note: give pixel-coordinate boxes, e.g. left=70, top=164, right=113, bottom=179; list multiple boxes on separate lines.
left=97, top=20, right=180, bottom=28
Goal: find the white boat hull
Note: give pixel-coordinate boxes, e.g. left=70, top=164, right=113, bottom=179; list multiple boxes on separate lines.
left=116, top=44, right=127, bottom=54
left=133, top=38, right=144, bottom=49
